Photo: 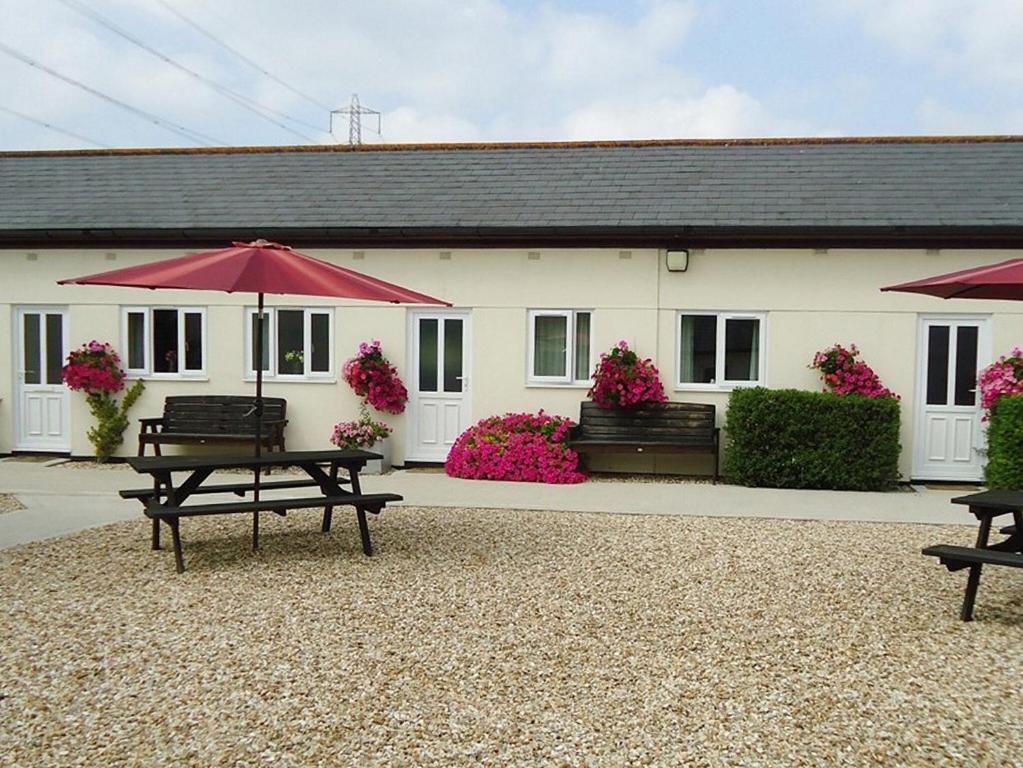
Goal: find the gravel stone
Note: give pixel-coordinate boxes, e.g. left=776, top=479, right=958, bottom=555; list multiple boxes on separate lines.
left=1, top=508, right=1021, bottom=767
left=0, top=494, right=24, bottom=514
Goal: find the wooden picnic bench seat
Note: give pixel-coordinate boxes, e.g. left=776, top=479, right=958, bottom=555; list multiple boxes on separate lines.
left=119, top=477, right=347, bottom=502
left=568, top=401, right=719, bottom=481
left=145, top=492, right=402, bottom=573
left=137, top=395, right=287, bottom=457
left=922, top=544, right=1023, bottom=571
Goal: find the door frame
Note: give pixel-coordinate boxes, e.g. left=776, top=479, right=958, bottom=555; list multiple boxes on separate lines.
left=911, top=313, right=991, bottom=482
left=405, top=308, right=472, bottom=462
left=13, top=305, right=71, bottom=452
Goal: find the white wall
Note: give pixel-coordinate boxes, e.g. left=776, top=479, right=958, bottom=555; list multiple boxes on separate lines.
left=4, top=246, right=1023, bottom=480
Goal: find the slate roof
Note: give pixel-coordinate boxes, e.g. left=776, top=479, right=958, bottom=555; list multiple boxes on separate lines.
left=1, top=137, right=1022, bottom=247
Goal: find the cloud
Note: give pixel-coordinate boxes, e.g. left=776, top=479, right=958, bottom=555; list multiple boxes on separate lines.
left=558, top=85, right=817, bottom=140
left=0, top=0, right=830, bottom=149
left=825, top=0, right=1023, bottom=85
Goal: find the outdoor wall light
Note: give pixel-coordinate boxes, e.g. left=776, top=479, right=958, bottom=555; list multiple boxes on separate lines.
left=666, top=249, right=689, bottom=272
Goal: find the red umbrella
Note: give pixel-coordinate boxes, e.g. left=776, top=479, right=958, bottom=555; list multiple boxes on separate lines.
left=60, top=240, right=449, bottom=490
left=881, top=258, right=1023, bottom=301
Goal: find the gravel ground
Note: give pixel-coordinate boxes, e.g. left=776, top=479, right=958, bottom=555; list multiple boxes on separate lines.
left=0, top=494, right=24, bottom=514
left=1, top=508, right=1021, bottom=767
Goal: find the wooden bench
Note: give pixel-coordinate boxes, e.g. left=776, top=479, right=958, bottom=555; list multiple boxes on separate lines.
left=138, top=395, right=287, bottom=457
left=568, top=401, right=719, bottom=482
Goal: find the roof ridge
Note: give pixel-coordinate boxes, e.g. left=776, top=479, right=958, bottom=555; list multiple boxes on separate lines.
left=3, top=134, right=1023, bottom=158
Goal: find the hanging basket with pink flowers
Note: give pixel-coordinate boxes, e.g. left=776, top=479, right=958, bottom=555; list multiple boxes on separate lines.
left=342, top=340, right=408, bottom=415
left=587, top=340, right=667, bottom=409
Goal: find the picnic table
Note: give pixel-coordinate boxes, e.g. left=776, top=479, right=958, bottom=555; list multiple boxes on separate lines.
left=922, top=490, right=1023, bottom=620
left=123, top=449, right=402, bottom=573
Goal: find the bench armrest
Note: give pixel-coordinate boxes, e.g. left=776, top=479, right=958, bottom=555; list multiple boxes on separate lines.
left=139, top=417, right=164, bottom=434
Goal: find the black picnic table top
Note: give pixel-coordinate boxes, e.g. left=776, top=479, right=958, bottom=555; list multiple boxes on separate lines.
left=126, top=448, right=379, bottom=474
left=950, top=489, right=1023, bottom=515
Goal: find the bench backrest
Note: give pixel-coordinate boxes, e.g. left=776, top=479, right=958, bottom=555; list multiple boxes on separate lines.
left=576, top=401, right=716, bottom=444
left=161, top=395, right=287, bottom=435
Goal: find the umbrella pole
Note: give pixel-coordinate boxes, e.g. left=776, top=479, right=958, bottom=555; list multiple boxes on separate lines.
left=253, top=292, right=265, bottom=548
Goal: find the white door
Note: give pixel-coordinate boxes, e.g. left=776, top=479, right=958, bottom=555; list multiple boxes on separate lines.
left=913, top=315, right=990, bottom=481
left=407, top=311, right=472, bottom=462
left=15, top=307, right=71, bottom=452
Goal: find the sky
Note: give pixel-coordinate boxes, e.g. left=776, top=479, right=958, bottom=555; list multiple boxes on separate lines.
left=1, top=0, right=1022, bottom=150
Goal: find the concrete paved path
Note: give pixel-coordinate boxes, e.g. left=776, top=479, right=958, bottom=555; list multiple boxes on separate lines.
left=0, top=458, right=979, bottom=550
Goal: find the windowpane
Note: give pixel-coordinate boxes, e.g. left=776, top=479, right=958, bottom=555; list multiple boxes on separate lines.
left=310, top=314, right=330, bottom=373
left=183, top=313, right=203, bottom=371
left=443, top=318, right=463, bottom=392
left=153, top=309, right=179, bottom=373
left=954, top=326, right=979, bottom=406
left=251, top=312, right=270, bottom=372
left=679, top=315, right=716, bottom=384
left=724, top=318, right=760, bottom=381
left=278, top=310, right=305, bottom=375
left=926, top=325, right=950, bottom=405
left=45, top=313, right=63, bottom=385
left=127, top=311, right=145, bottom=370
left=574, top=312, right=591, bottom=381
left=534, top=315, right=567, bottom=377
left=23, top=313, right=40, bottom=384
left=419, top=319, right=438, bottom=392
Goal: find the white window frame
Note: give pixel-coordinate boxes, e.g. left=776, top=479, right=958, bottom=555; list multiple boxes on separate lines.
left=527, top=309, right=593, bottom=387
left=675, top=310, right=766, bottom=391
left=245, top=307, right=335, bottom=382
left=121, top=306, right=207, bottom=379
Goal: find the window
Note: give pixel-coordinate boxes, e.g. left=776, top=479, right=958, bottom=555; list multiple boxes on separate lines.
left=677, top=312, right=765, bottom=388
left=122, top=307, right=206, bottom=377
left=246, top=307, right=333, bottom=379
left=528, top=310, right=592, bottom=384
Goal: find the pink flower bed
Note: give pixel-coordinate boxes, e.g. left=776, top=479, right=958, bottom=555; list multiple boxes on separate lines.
left=809, top=343, right=898, bottom=399
left=342, top=340, right=408, bottom=414
left=61, top=341, right=126, bottom=394
left=978, top=347, right=1023, bottom=415
left=445, top=411, right=586, bottom=484
left=588, top=340, right=667, bottom=409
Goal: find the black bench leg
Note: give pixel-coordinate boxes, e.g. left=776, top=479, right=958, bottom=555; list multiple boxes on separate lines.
left=357, top=509, right=373, bottom=556
left=321, top=462, right=339, bottom=534
left=961, top=565, right=982, bottom=621
left=253, top=512, right=260, bottom=551
left=151, top=518, right=161, bottom=550
left=167, top=518, right=185, bottom=573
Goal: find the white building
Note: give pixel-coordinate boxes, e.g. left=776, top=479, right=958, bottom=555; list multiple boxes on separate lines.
left=3, top=136, right=1022, bottom=481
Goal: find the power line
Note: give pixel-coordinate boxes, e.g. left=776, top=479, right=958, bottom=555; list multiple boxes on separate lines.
left=0, top=39, right=224, bottom=145
left=152, top=0, right=333, bottom=113
left=55, top=0, right=321, bottom=141
left=0, top=104, right=111, bottom=148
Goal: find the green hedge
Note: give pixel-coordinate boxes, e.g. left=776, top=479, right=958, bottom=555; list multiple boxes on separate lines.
left=723, top=387, right=901, bottom=491
left=985, top=395, right=1023, bottom=489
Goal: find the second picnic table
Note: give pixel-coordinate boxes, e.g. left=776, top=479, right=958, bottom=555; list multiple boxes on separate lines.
left=922, top=490, right=1023, bottom=620
left=123, top=449, right=403, bottom=573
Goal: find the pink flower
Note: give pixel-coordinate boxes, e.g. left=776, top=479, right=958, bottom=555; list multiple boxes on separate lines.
left=809, top=343, right=898, bottom=400
left=342, top=341, right=408, bottom=414
left=445, top=410, right=586, bottom=484
left=61, top=341, right=126, bottom=395
left=588, top=341, right=667, bottom=409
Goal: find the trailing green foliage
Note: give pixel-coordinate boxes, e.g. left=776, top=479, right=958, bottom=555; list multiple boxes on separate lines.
left=984, top=394, right=1023, bottom=490
left=85, top=380, right=145, bottom=462
left=724, top=387, right=901, bottom=491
